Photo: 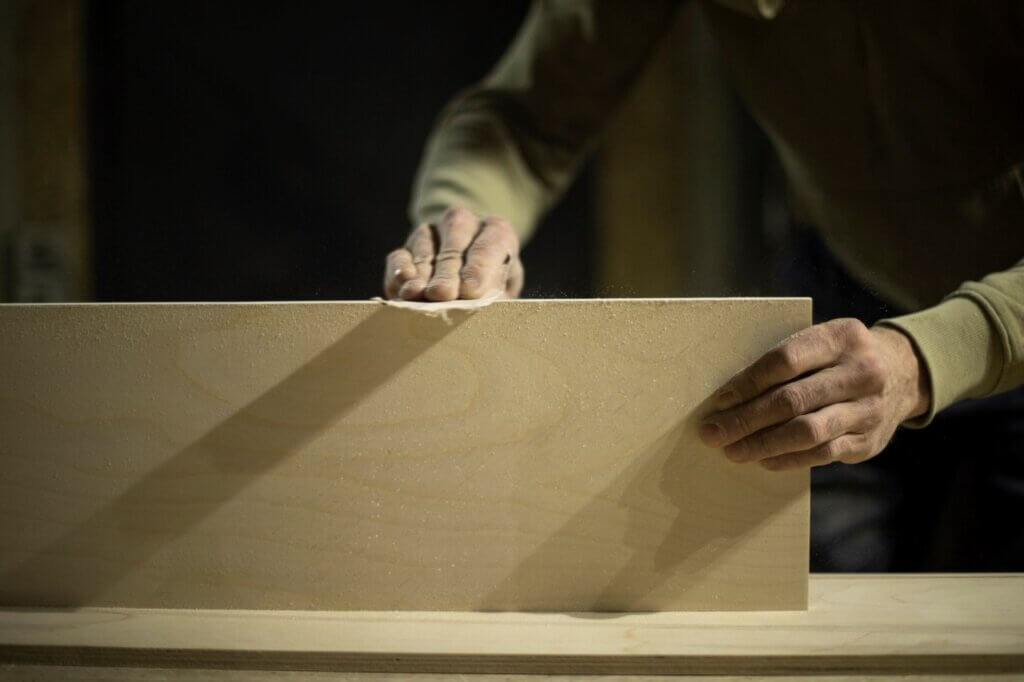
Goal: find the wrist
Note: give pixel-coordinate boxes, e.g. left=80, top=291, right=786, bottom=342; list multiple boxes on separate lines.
left=872, top=325, right=931, bottom=421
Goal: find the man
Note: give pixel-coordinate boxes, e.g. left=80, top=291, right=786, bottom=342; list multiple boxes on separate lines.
left=382, top=1, right=1024, bottom=569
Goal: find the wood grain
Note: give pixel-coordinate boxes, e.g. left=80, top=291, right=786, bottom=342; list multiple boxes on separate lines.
left=0, top=299, right=809, bottom=611
left=1, top=576, right=1022, bottom=675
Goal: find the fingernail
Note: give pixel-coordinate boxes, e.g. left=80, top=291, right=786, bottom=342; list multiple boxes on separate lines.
left=399, top=280, right=422, bottom=298
left=714, top=390, right=737, bottom=408
left=699, top=422, right=722, bottom=446
left=723, top=444, right=745, bottom=462
left=427, top=279, right=459, bottom=301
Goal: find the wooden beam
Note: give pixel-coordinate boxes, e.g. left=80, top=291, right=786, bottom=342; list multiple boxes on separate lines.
left=1, top=575, right=1022, bottom=675
left=0, top=299, right=809, bottom=612
left=596, top=6, right=765, bottom=298
left=0, top=1, right=16, bottom=301
left=12, top=0, right=89, bottom=301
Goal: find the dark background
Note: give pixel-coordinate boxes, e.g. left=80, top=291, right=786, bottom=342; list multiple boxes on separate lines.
left=87, top=0, right=594, bottom=302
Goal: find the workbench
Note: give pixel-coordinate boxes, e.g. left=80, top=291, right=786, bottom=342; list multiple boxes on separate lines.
left=2, top=574, right=1023, bottom=679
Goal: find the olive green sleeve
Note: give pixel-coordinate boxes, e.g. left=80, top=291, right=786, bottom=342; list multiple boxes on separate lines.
left=880, top=258, right=1024, bottom=426
left=409, top=0, right=683, bottom=242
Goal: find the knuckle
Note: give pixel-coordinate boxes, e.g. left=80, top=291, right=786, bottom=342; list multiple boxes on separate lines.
left=773, top=345, right=801, bottom=375
left=406, top=225, right=434, bottom=252
left=467, top=235, right=499, bottom=259
left=839, top=317, right=871, bottom=345
left=851, top=435, right=877, bottom=462
left=862, top=408, right=883, bottom=431
left=826, top=412, right=845, bottom=437
left=856, top=352, right=886, bottom=387
left=435, top=247, right=463, bottom=263
left=482, top=216, right=520, bottom=247
left=429, top=270, right=456, bottom=285
left=723, top=409, right=752, bottom=440
left=500, top=222, right=520, bottom=249
left=459, top=264, right=481, bottom=283
left=774, top=386, right=805, bottom=416
left=820, top=439, right=842, bottom=462
left=443, top=206, right=475, bottom=224
left=748, top=430, right=772, bottom=458
left=731, top=376, right=758, bottom=405
left=797, top=415, right=826, bottom=444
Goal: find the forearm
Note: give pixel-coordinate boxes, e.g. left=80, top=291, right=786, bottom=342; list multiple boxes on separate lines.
left=409, top=0, right=682, bottom=241
left=410, top=91, right=573, bottom=245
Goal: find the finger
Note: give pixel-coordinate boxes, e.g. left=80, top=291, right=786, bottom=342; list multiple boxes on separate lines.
left=398, top=223, right=437, bottom=300
left=384, top=248, right=416, bottom=299
left=759, top=433, right=870, bottom=471
left=460, top=217, right=519, bottom=299
left=723, top=401, right=864, bottom=463
left=425, top=207, right=479, bottom=302
left=701, top=365, right=859, bottom=448
left=714, top=321, right=850, bottom=410
left=505, top=255, right=524, bottom=299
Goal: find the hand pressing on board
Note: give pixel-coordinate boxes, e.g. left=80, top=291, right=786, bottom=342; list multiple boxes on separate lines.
left=699, top=319, right=932, bottom=471
left=383, top=206, right=524, bottom=301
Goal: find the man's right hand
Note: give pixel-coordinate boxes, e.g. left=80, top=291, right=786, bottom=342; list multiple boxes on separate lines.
left=383, top=207, right=524, bottom=301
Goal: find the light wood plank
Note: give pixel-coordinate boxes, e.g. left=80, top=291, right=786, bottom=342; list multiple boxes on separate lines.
left=1, top=668, right=1021, bottom=682
left=0, top=299, right=809, bottom=611
left=1, top=576, right=1022, bottom=675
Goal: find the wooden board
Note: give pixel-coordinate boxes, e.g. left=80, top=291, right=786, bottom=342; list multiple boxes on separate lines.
left=1, top=576, right=1022, bottom=676
left=0, top=299, right=810, bottom=611
left=4, top=673, right=1022, bottom=682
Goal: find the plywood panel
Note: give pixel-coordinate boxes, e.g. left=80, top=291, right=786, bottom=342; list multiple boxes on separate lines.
left=0, top=299, right=809, bottom=611
left=1, top=576, right=1022, bottom=675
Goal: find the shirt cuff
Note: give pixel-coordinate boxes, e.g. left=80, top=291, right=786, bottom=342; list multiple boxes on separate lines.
left=878, top=295, right=1003, bottom=428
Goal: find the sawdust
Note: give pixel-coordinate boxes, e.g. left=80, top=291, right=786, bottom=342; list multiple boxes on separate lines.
left=371, top=289, right=503, bottom=323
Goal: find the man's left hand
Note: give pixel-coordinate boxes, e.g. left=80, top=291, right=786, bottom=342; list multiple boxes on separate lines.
left=699, top=318, right=931, bottom=471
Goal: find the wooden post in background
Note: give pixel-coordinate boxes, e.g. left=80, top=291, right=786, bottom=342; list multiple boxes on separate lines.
left=0, top=1, right=15, bottom=301
left=5, top=0, right=89, bottom=302
left=597, top=5, right=768, bottom=299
